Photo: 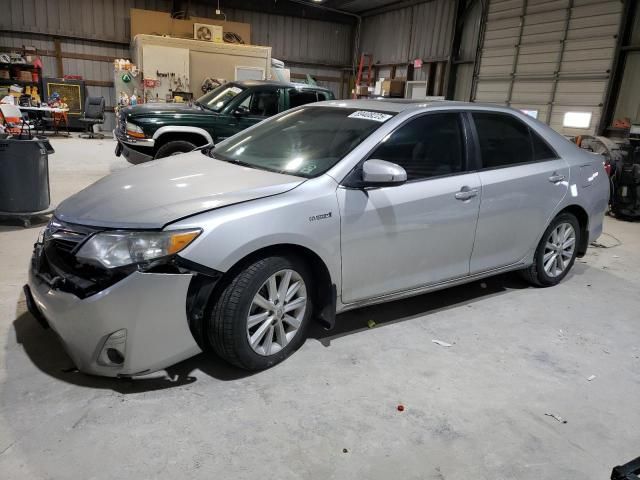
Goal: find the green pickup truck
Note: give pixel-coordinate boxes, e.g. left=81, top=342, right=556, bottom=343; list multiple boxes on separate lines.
left=115, top=80, right=335, bottom=164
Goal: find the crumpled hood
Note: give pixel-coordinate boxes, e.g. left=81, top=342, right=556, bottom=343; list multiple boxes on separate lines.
left=55, top=151, right=304, bottom=228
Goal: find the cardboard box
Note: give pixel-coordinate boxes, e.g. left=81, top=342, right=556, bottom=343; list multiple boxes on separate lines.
left=381, top=79, right=405, bottom=98
left=131, top=9, right=251, bottom=45
left=355, top=85, right=370, bottom=96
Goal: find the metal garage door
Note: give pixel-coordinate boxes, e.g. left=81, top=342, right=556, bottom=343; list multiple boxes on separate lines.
left=473, top=0, right=622, bottom=136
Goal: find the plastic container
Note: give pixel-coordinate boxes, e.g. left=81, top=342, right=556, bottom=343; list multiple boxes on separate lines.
left=0, top=136, right=54, bottom=213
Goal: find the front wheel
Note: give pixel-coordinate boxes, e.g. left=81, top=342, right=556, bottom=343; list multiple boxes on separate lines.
left=154, top=140, right=197, bottom=159
left=208, top=256, right=313, bottom=370
left=521, top=213, right=580, bottom=287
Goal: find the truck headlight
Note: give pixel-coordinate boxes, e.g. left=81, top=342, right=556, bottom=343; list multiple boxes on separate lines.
left=76, top=229, right=201, bottom=268
left=126, top=122, right=146, bottom=139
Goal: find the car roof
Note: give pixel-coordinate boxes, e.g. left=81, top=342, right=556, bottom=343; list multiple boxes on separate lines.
left=310, top=98, right=516, bottom=114
left=232, top=79, right=331, bottom=91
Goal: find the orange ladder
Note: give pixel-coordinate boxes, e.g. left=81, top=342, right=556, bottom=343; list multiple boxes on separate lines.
left=353, top=53, right=374, bottom=99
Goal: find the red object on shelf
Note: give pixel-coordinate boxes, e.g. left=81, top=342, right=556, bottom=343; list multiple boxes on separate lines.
left=31, top=71, right=39, bottom=82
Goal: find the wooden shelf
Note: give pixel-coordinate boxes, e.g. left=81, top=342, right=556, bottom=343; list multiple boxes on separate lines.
left=0, top=78, right=39, bottom=85
left=0, top=62, right=40, bottom=70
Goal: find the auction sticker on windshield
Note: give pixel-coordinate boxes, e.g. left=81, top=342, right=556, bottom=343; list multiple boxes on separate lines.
left=348, top=111, right=393, bottom=122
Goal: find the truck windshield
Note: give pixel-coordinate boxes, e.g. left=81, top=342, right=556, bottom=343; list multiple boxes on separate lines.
left=197, top=84, right=245, bottom=112
left=209, top=106, right=395, bottom=178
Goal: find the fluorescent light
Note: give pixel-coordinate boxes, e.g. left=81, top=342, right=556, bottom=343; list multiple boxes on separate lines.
left=521, top=109, right=538, bottom=119
left=563, top=111, right=592, bottom=129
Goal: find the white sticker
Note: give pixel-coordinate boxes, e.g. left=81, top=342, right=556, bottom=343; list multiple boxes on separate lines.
left=570, top=184, right=578, bottom=197
left=229, top=86, right=242, bottom=94
left=348, top=110, right=392, bottom=122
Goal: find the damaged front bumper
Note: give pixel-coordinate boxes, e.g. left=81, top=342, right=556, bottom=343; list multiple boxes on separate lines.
left=26, top=268, right=203, bottom=377
left=25, top=221, right=221, bottom=377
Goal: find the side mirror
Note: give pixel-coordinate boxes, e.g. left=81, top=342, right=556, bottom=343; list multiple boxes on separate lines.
left=361, top=159, right=407, bottom=186
left=233, top=106, right=249, bottom=116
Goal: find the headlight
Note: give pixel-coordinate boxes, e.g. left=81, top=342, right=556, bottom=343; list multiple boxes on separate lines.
left=125, top=121, right=146, bottom=139
left=76, top=229, right=201, bottom=268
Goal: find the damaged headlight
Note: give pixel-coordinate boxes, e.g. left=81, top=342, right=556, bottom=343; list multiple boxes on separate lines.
left=76, top=229, right=201, bottom=268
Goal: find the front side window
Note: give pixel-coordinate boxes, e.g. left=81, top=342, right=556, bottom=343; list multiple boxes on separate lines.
left=236, top=89, right=280, bottom=117
left=211, top=107, right=394, bottom=178
left=369, top=113, right=465, bottom=181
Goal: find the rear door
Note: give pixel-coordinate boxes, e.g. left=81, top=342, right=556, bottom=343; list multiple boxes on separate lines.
left=468, top=112, right=569, bottom=273
left=339, top=112, right=482, bottom=303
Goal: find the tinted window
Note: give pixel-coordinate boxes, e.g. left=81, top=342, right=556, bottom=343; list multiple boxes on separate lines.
left=531, top=129, right=557, bottom=160
left=237, top=89, right=279, bottom=117
left=317, top=91, right=332, bottom=101
left=289, top=89, right=318, bottom=108
left=472, top=113, right=533, bottom=168
left=211, top=107, right=394, bottom=178
left=369, top=113, right=465, bottom=181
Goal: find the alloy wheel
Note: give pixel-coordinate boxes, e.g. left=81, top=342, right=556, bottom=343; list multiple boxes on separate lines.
left=246, top=269, right=307, bottom=356
left=543, top=222, right=576, bottom=278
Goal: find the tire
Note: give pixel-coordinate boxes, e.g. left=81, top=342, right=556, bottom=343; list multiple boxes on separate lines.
left=208, top=256, right=314, bottom=370
left=521, top=212, right=580, bottom=287
left=154, top=140, right=197, bottom=159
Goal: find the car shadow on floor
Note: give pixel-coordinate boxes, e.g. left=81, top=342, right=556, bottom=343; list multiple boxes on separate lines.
left=12, top=309, right=255, bottom=394
left=308, top=271, right=531, bottom=345
left=12, top=270, right=540, bottom=394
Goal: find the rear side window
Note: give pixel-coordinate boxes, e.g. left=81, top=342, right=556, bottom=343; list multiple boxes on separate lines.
left=472, top=113, right=557, bottom=168
left=369, top=113, right=465, bottom=181
left=289, top=89, right=318, bottom=108
left=531, top=130, right=557, bottom=160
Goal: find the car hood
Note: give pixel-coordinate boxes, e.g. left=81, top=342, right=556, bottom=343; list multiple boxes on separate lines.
left=55, top=151, right=305, bottom=229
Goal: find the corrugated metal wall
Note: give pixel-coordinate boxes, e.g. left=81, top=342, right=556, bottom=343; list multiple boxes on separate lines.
left=360, top=0, right=456, bottom=81
left=473, top=0, right=623, bottom=136
left=1, top=0, right=353, bottom=131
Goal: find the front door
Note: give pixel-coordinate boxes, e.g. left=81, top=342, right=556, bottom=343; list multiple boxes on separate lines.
left=468, top=112, right=570, bottom=273
left=338, top=112, right=482, bottom=304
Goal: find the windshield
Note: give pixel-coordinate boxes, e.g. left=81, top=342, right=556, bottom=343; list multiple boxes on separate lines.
left=210, top=106, right=395, bottom=178
left=197, top=84, right=245, bottom=112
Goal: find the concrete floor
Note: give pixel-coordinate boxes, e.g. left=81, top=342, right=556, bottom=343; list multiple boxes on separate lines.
left=1, top=137, right=639, bottom=479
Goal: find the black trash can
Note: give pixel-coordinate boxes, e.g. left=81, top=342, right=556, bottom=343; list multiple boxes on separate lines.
left=0, top=136, right=54, bottom=213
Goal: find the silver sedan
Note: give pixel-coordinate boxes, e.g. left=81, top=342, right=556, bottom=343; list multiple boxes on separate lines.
left=26, top=100, right=609, bottom=376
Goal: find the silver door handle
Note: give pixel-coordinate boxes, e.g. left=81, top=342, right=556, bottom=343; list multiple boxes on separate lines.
left=455, top=188, right=479, bottom=200
left=548, top=174, right=566, bottom=183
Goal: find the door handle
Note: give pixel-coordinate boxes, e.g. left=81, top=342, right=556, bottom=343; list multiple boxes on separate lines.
left=455, top=188, right=479, bottom=201
left=548, top=173, right=566, bottom=183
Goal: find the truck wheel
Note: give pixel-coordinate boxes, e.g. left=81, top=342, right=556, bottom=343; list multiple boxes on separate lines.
left=208, top=256, right=313, bottom=370
left=154, top=140, right=197, bottom=159
left=521, top=212, right=580, bottom=287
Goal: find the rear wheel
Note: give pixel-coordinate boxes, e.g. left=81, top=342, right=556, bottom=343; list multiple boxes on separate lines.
left=208, top=256, right=313, bottom=370
left=521, top=213, right=580, bottom=287
left=154, top=140, right=197, bottom=159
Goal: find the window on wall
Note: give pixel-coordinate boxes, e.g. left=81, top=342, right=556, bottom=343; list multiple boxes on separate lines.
left=472, top=113, right=557, bottom=167
left=369, top=113, right=465, bottom=181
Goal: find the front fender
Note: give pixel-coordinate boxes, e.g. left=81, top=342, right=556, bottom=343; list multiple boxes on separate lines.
left=169, top=175, right=342, bottom=291
left=153, top=126, right=214, bottom=145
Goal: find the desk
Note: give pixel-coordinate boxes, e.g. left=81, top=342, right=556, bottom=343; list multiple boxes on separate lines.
left=20, top=106, right=70, bottom=136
